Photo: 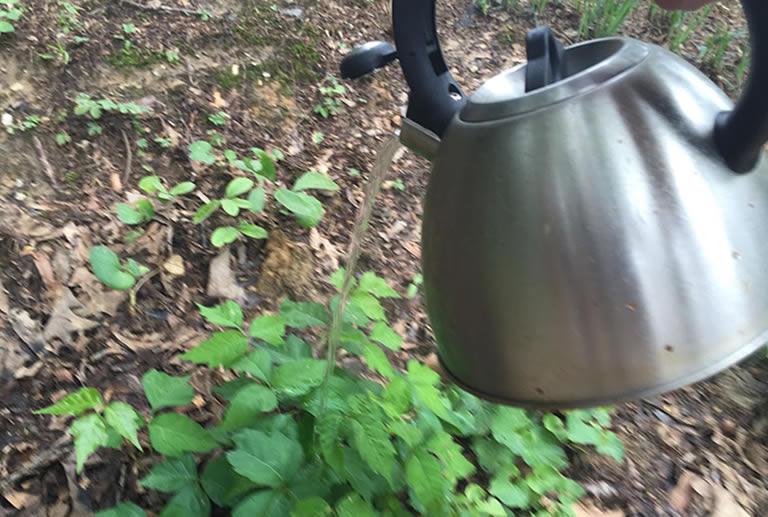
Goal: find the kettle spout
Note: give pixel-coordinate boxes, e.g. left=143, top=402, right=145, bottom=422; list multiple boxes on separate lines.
left=400, top=119, right=441, bottom=161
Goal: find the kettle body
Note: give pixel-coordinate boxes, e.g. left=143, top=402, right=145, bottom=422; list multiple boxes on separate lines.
left=422, top=38, right=768, bottom=407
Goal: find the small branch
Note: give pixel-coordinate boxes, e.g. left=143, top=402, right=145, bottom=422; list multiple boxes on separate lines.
left=32, top=136, right=59, bottom=188
left=120, top=129, right=133, bottom=186
left=129, top=268, right=160, bottom=309
left=117, top=0, right=213, bottom=17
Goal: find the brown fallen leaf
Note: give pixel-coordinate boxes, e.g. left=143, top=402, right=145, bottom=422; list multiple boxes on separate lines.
left=572, top=503, right=625, bottom=517
left=669, top=471, right=697, bottom=513
left=207, top=248, right=246, bottom=303
left=32, top=251, right=59, bottom=294
left=69, top=266, right=126, bottom=317
left=43, top=288, right=98, bottom=346
left=163, top=254, right=185, bottom=276
left=711, top=484, right=750, bottom=517
left=8, top=308, right=43, bottom=349
left=3, top=490, right=41, bottom=511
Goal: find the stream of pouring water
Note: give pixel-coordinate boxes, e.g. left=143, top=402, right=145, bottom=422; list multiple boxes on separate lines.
left=323, top=136, right=403, bottom=385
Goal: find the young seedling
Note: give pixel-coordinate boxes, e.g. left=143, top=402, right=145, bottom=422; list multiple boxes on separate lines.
left=275, top=171, right=338, bottom=228
left=208, top=111, right=229, bottom=126
left=577, top=0, right=639, bottom=38
left=0, top=0, right=23, bottom=34
left=73, top=93, right=150, bottom=120
left=193, top=177, right=269, bottom=247
left=89, top=245, right=148, bottom=291
left=313, top=76, right=347, bottom=118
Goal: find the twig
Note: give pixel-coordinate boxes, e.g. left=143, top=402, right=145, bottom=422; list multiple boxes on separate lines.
left=129, top=268, right=160, bottom=309
left=120, top=129, right=132, bottom=186
left=117, top=0, right=212, bottom=17
left=31, top=136, right=59, bottom=188
left=0, top=435, right=70, bottom=493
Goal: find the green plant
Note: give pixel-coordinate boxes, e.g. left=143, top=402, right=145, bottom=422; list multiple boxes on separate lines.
left=87, top=122, right=103, bottom=136
left=531, top=0, right=550, bottom=15
left=312, top=131, right=324, bottom=144
left=0, top=0, right=22, bottom=34
left=666, top=6, right=713, bottom=53
left=38, top=270, right=623, bottom=516
left=188, top=140, right=277, bottom=181
left=576, top=0, right=638, bottom=38
left=406, top=273, right=424, bottom=299
left=88, top=245, right=149, bottom=291
left=313, top=76, right=347, bottom=118
left=208, top=111, right=229, bottom=126
left=275, top=171, right=338, bottom=228
left=698, top=27, right=746, bottom=74
left=55, top=131, right=71, bottom=145
left=73, top=93, right=150, bottom=120
left=116, top=176, right=195, bottom=226
left=193, top=177, right=269, bottom=247
left=3, top=114, right=42, bottom=134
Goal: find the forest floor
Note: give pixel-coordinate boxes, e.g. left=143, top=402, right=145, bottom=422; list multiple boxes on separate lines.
left=1, top=0, right=767, bottom=515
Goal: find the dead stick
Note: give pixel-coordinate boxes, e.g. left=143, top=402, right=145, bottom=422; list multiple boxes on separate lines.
left=32, top=136, right=59, bottom=188
left=0, top=435, right=70, bottom=493
left=120, top=129, right=132, bottom=185
left=117, top=0, right=213, bottom=17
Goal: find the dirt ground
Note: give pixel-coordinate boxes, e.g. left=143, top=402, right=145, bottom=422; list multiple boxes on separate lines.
left=0, top=0, right=766, bottom=515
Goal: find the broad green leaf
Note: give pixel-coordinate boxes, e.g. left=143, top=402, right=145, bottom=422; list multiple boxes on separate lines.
left=389, top=419, right=424, bottom=447
left=148, top=413, right=217, bottom=456
left=362, top=341, right=394, bottom=378
left=181, top=330, right=249, bottom=367
left=248, top=187, right=265, bottom=213
left=426, top=432, right=475, bottom=482
left=336, top=494, right=378, bottom=517
left=489, top=477, right=531, bottom=509
left=219, top=384, right=278, bottom=431
left=231, top=349, right=272, bottom=383
left=125, top=258, right=149, bottom=278
left=274, top=189, right=324, bottom=228
left=170, top=182, right=196, bottom=196
left=258, top=151, right=276, bottom=181
left=280, top=300, right=328, bottom=328
left=238, top=223, right=267, bottom=239
left=95, top=502, right=146, bottom=517
left=333, top=295, right=371, bottom=325
left=211, top=226, right=240, bottom=247
left=350, top=291, right=386, bottom=320
left=407, top=361, right=449, bottom=419
left=233, top=490, right=289, bottom=517
left=477, top=498, right=506, bottom=517
left=188, top=140, right=216, bottom=165
left=214, top=378, right=256, bottom=401
left=221, top=199, right=241, bottom=217
left=140, top=455, right=197, bottom=492
left=406, top=450, right=449, bottom=513
left=197, top=300, right=243, bottom=329
left=104, top=402, right=143, bottom=450
left=565, top=412, right=602, bottom=445
left=0, top=20, right=15, bottom=33
left=338, top=325, right=368, bottom=355
left=329, top=268, right=346, bottom=291
left=316, top=412, right=344, bottom=472
left=292, top=497, right=331, bottom=517
left=35, top=387, right=102, bottom=416
left=117, top=203, right=145, bottom=225
left=542, top=413, right=566, bottom=440
left=472, top=437, right=519, bottom=475
left=369, top=322, right=402, bottom=350
left=201, top=456, right=255, bottom=507
left=249, top=315, right=286, bottom=345
left=142, top=369, right=194, bottom=410
left=136, top=199, right=155, bottom=220
left=89, top=246, right=135, bottom=290
left=271, top=359, right=326, bottom=397
left=292, top=171, right=339, bottom=192
left=225, top=177, right=254, bottom=198
left=358, top=272, right=400, bottom=298
left=193, top=200, right=220, bottom=224
left=226, top=429, right=304, bottom=487
left=105, top=427, right=124, bottom=449
left=71, top=413, right=109, bottom=472
left=159, top=483, right=210, bottom=517
left=596, top=431, right=624, bottom=463
left=349, top=396, right=396, bottom=484
left=382, top=376, right=411, bottom=416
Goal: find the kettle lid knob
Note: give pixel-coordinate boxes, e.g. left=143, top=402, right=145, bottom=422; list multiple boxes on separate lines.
left=525, top=27, right=566, bottom=92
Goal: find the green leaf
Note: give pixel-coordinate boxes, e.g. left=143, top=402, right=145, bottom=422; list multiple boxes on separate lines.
left=95, top=502, right=146, bottom=517
left=489, top=477, right=531, bottom=509
left=382, top=376, right=412, bottom=416
left=336, top=494, right=378, bottom=517
left=148, top=413, right=217, bottom=456
left=159, top=483, right=211, bottom=517
left=142, top=369, right=194, bottom=410
left=140, top=455, right=197, bottom=492
left=472, top=437, right=519, bottom=476
left=201, top=455, right=256, bottom=507
left=211, top=226, right=240, bottom=247
left=0, top=20, right=15, bottom=33
left=104, top=402, right=143, bottom=450
left=358, top=272, right=400, bottom=298
left=329, top=268, right=346, bottom=290
left=316, top=412, right=344, bottom=472
left=565, top=412, right=602, bottom=445
left=117, top=203, right=145, bottom=225
left=221, top=199, right=241, bottom=217
left=248, top=187, right=265, bottom=213
left=214, top=378, right=256, bottom=401
left=249, top=315, right=286, bottom=345
left=406, top=450, right=449, bottom=513
left=89, top=246, right=135, bottom=290
left=181, top=330, right=249, bottom=367
left=139, top=175, right=163, bottom=194
left=369, top=322, right=402, bottom=350
left=136, top=199, right=155, bottom=220
left=293, top=171, right=339, bottom=192
left=426, top=431, right=475, bottom=482
left=292, top=497, right=331, bottom=517
left=271, top=359, right=326, bottom=397
left=219, top=384, right=278, bottom=431
left=389, top=419, right=423, bottom=447
left=350, top=291, right=386, bottom=321
left=198, top=300, right=244, bottom=329
left=188, top=140, right=216, bottom=165
left=71, top=413, right=109, bottom=472
left=226, top=429, right=304, bottom=487
left=170, top=182, right=196, bottom=196
left=258, top=151, right=277, bottom=181
left=349, top=396, right=397, bottom=484
left=238, top=223, right=268, bottom=240
left=362, top=341, right=394, bottom=378
left=193, top=200, right=220, bottom=224
left=274, top=189, right=324, bottom=228
left=225, top=177, right=254, bottom=198
left=596, top=430, right=624, bottom=463
left=280, top=300, right=328, bottom=328
left=231, top=349, right=272, bottom=383
left=35, top=387, right=102, bottom=416
left=105, top=427, right=124, bottom=449
left=233, top=490, right=290, bottom=517
left=125, top=258, right=149, bottom=278
left=407, top=361, right=449, bottom=419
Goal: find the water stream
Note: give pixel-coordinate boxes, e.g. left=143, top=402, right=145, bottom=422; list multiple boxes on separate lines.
left=323, top=136, right=403, bottom=382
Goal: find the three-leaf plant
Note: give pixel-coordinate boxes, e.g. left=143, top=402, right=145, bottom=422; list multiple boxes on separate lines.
left=275, top=171, right=338, bottom=228
left=116, top=175, right=196, bottom=226
left=193, top=177, right=268, bottom=248
left=89, top=245, right=148, bottom=290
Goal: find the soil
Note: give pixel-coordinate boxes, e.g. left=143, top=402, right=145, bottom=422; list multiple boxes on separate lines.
left=0, top=0, right=764, bottom=516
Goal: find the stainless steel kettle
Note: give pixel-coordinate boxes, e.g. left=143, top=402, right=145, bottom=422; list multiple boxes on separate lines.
left=341, top=0, right=768, bottom=408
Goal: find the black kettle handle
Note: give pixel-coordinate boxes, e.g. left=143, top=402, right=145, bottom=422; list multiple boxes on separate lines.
left=714, top=0, right=768, bottom=173
left=394, top=0, right=768, bottom=171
